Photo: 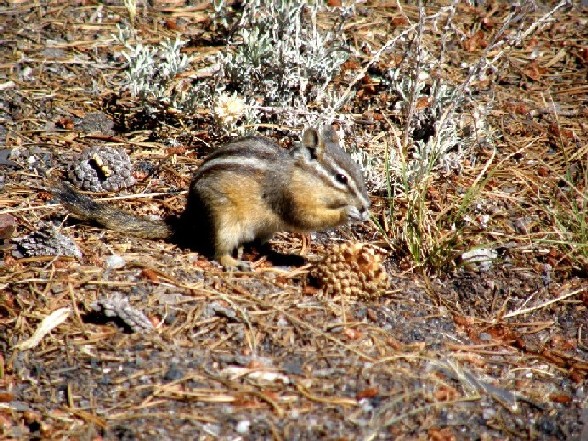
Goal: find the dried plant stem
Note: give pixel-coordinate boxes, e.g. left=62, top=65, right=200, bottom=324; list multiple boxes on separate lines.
left=402, top=3, right=425, bottom=150
left=504, top=287, right=585, bottom=318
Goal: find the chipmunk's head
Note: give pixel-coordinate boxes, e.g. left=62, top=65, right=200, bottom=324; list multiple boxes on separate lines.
left=291, top=126, right=370, bottom=224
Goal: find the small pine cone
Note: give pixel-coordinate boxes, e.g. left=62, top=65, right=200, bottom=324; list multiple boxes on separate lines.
left=310, top=242, right=389, bottom=300
left=92, top=294, right=154, bottom=333
left=14, top=225, right=82, bottom=259
left=68, top=145, right=135, bottom=192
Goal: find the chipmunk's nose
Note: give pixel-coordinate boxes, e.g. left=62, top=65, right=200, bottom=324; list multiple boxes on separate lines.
left=360, top=209, right=370, bottom=222
left=358, top=203, right=370, bottom=222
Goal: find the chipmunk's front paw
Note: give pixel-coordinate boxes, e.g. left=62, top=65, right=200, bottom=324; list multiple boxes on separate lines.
left=345, top=205, right=370, bottom=223
left=219, top=254, right=252, bottom=272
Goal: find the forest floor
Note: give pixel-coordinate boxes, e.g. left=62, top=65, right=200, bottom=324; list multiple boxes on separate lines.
left=1, top=1, right=587, bottom=440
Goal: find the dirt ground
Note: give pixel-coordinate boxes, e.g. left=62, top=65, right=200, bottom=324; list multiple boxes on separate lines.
left=1, top=1, right=587, bottom=440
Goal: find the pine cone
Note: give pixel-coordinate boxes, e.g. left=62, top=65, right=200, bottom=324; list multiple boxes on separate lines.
left=310, top=242, right=388, bottom=300
left=68, top=145, right=135, bottom=192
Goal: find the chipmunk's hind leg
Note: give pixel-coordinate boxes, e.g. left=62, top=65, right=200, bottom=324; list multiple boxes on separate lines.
left=214, top=221, right=252, bottom=271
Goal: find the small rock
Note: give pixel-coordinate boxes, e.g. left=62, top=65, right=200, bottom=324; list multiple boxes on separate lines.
left=479, top=332, right=492, bottom=341
left=482, top=407, right=496, bottom=420
left=163, top=363, right=184, bottom=382
left=105, top=254, right=126, bottom=269
left=206, top=302, right=237, bottom=319
left=235, top=420, right=250, bottom=434
left=283, top=357, right=303, bottom=376
left=513, top=217, right=531, bottom=234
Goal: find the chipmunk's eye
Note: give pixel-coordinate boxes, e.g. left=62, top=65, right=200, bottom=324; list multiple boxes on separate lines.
left=335, top=173, right=348, bottom=184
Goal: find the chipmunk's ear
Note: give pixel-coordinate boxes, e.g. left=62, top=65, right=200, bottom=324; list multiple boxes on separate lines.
left=300, top=128, right=323, bottom=160
left=302, top=128, right=319, bottom=147
left=320, top=125, right=340, bottom=147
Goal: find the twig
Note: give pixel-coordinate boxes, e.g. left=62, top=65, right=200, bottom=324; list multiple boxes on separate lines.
left=504, top=288, right=585, bottom=318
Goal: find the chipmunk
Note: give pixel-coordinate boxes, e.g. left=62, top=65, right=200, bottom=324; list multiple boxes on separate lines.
left=53, top=126, right=370, bottom=270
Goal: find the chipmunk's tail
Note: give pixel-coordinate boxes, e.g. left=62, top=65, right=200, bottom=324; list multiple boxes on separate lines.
left=53, top=184, right=173, bottom=239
